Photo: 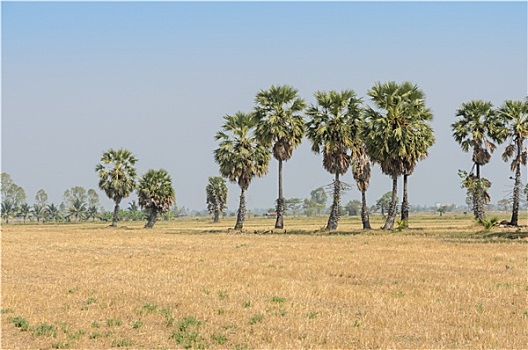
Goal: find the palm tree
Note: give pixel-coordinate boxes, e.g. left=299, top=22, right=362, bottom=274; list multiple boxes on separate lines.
left=96, top=148, right=138, bottom=227
left=45, top=203, right=61, bottom=222
left=1, top=201, right=16, bottom=224
left=351, top=145, right=372, bottom=229
left=87, top=205, right=99, bottom=221
left=137, top=169, right=175, bottom=228
left=127, top=200, right=142, bottom=221
left=306, top=90, right=363, bottom=230
left=496, top=99, right=528, bottom=226
left=32, top=204, right=45, bottom=223
left=363, top=81, right=434, bottom=230
left=214, top=112, right=270, bottom=230
left=254, top=85, right=306, bottom=229
left=451, top=100, right=505, bottom=220
left=18, top=203, right=31, bottom=223
left=68, top=199, right=87, bottom=222
left=206, top=176, right=228, bottom=223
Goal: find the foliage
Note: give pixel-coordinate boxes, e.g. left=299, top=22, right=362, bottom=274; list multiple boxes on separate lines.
left=303, top=187, right=327, bottom=216
left=206, top=176, right=228, bottom=223
left=17, top=203, right=31, bottom=223
left=96, top=148, right=138, bottom=227
left=376, top=192, right=395, bottom=216
left=138, top=169, right=176, bottom=228
left=214, top=111, right=270, bottom=229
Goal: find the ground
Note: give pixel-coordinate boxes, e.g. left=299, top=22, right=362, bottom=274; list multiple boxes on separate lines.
left=2, top=214, right=527, bottom=349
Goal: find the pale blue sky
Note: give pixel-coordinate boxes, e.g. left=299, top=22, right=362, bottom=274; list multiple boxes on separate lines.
left=2, top=1, right=527, bottom=212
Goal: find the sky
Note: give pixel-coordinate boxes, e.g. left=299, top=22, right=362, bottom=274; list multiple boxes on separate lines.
left=2, top=1, right=527, bottom=213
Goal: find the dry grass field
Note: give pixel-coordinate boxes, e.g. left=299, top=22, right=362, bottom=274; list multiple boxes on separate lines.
left=2, top=214, right=527, bottom=349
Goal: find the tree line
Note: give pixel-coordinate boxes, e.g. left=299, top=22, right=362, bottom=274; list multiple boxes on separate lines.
left=213, top=82, right=527, bottom=230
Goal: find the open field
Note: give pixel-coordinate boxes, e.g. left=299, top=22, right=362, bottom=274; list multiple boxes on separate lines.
left=2, top=214, right=527, bottom=349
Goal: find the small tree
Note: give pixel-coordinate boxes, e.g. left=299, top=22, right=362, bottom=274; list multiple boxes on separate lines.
left=138, top=169, right=175, bottom=229
left=206, top=176, right=228, bottom=223
left=18, top=203, right=31, bottom=223
left=376, top=192, right=394, bottom=217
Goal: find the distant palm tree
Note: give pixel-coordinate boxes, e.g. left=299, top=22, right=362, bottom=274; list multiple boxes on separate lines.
left=32, top=204, right=45, bottom=223
left=451, top=100, right=505, bottom=220
left=254, top=85, right=306, bottom=229
left=18, top=203, right=31, bottom=223
left=137, top=169, right=175, bottom=228
left=96, top=148, right=138, bottom=227
left=87, top=205, right=99, bottom=221
left=352, top=146, right=372, bottom=229
left=306, top=90, right=363, bottom=230
left=496, top=99, right=528, bottom=226
left=45, top=203, right=61, bottom=222
left=214, top=112, right=270, bottom=230
left=363, top=81, right=434, bottom=230
left=1, top=201, right=16, bottom=224
left=68, top=199, right=87, bottom=222
left=206, top=176, right=228, bottom=223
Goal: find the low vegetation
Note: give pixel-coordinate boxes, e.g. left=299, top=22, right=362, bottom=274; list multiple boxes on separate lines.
left=2, top=215, right=527, bottom=349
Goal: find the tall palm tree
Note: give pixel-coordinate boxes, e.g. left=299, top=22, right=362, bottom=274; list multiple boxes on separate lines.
left=496, top=99, right=528, bottom=226
left=206, top=176, right=228, bottom=223
left=351, top=145, right=372, bottom=229
left=363, top=81, right=434, bottom=230
left=254, top=85, right=306, bottom=229
left=306, top=90, right=363, bottom=230
left=451, top=100, right=505, bottom=220
left=214, top=112, right=270, bottom=230
left=400, top=121, right=435, bottom=226
left=96, top=148, right=138, bottom=227
left=137, top=169, right=175, bottom=229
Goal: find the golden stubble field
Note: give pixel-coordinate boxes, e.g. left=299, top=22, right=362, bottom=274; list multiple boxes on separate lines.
left=2, top=215, right=527, bottom=349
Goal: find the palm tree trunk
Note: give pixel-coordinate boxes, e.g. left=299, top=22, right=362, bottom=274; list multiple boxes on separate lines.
left=112, top=198, right=121, bottom=227
left=145, top=209, right=158, bottom=228
left=383, top=175, right=398, bottom=230
left=474, top=164, right=483, bottom=220
left=361, top=189, right=371, bottom=230
left=213, top=210, right=220, bottom=223
left=510, top=140, right=522, bottom=226
left=326, top=173, right=341, bottom=230
left=400, top=174, right=409, bottom=228
left=235, top=187, right=246, bottom=230
left=275, top=159, right=284, bottom=229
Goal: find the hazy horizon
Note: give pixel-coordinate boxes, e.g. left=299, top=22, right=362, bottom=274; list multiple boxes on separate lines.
left=2, top=1, right=527, bottom=213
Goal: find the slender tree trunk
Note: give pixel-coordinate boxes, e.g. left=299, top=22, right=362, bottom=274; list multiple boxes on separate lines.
left=400, top=174, right=409, bottom=228
left=510, top=141, right=522, bottom=226
left=383, top=175, right=398, bottom=230
left=112, top=198, right=121, bottom=227
left=275, top=159, right=284, bottom=229
left=326, top=173, right=341, bottom=230
left=144, top=209, right=158, bottom=228
left=361, top=189, right=371, bottom=230
left=235, top=187, right=246, bottom=230
left=213, top=210, right=220, bottom=223
left=473, top=163, right=483, bottom=220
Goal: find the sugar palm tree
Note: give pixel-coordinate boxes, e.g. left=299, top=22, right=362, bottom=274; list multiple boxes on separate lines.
left=96, top=148, right=138, bottom=227
left=137, top=169, right=175, bottom=228
left=306, top=90, right=363, bottom=230
left=363, top=81, right=434, bottom=230
left=254, top=85, right=306, bottom=229
left=351, top=145, right=372, bottom=229
left=206, top=176, right=228, bottom=223
left=451, top=100, right=505, bottom=220
left=496, top=99, right=528, bottom=226
left=214, top=112, right=270, bottom=230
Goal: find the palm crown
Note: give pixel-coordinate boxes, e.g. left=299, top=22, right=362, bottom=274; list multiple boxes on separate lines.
left=96, top=148, right=138, bottom=202
left=138, top=169, right=175, bottom=214
left=497, top=100, right=528, bottom=171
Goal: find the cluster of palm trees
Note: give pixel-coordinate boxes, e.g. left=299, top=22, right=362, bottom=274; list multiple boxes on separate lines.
left=214, top=82, right=436, bottom=231
left=95, top=148, right=175, bottom=228
left=452, top=99, right=528, bottom=226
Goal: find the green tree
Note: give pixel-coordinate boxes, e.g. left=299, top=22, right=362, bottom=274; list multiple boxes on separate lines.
left=32, top=189, right=48, bottom=223
left=497, top=198, right=513, bottom=212
left=17, top=203, right=31, bottom=223
left=214, top=112, right=270, bottom=230
left=63, top=186, right=87, bottom=209
left=306, top=90, right=363, bottom=230
left=1, top=202, right=16, bottom=223
left=344, top=200, right=361, bottom=216
left=451, top=100, right=505, bottom=220
left=96, top=148, right=138, bottom=227
left=1, top=173, right=26, bottom=209
left=352, top=146, right=372, bottom=229
left=35, top=189, right=48, bottom=206
left=254, top=85, right=306, bottom=229
left=127, top=200, right=143, bottom=221
left=285, top=198, right=303, bottom=216
left=45, top=203, right=61, bottom=222
left=376, top=192, right=394, bottom=217
left=363, top=81, right=434, bottom=230
left=496, top=99, right=528, bottom=226
left=137, top=169, right=176, bottom=228
left=206, top=176, right=228, bottom=223
left=68, top=199, right=87, bottom=222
